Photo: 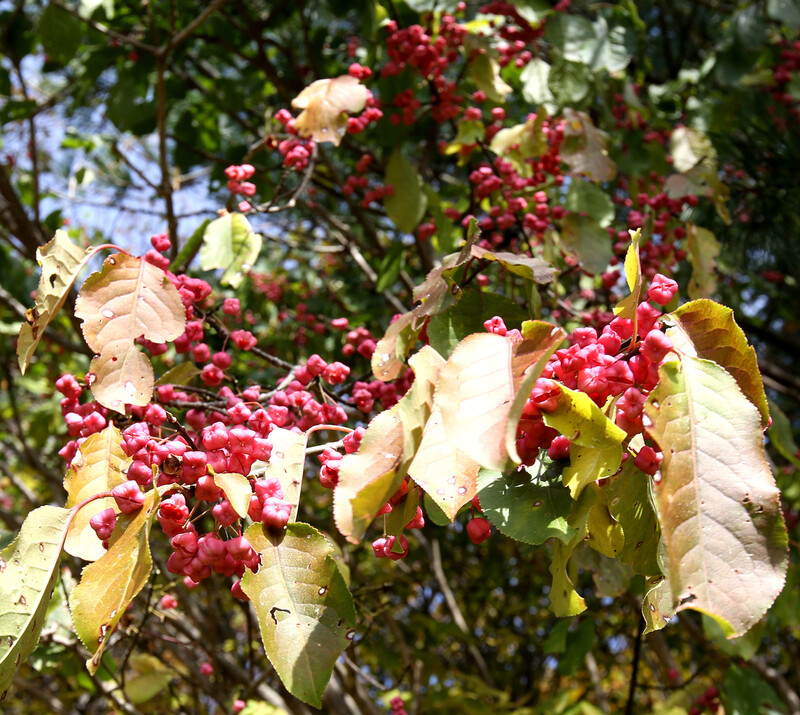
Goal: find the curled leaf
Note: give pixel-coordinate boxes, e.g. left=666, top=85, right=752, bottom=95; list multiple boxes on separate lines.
left=291, top=75, right=368, bottom=146
left=17, top=230, right=92, bottom=373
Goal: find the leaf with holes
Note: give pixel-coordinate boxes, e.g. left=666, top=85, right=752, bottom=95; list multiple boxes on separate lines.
left=0, top=506, right=73, bottom=701
left=542, top=384, right=627, bottom=499
left=63, top=425, right=130, bottom=562
left=664, top=299, right=769, bottom=429
left=70, top=488, right=160, bottom=673
left=254, top=427, right=307, bottom=521
left=75, top=253, right=185, bottom=412
left=645, top=357, right=787, bottom=637
left=199, top=212, right=262, bottom=288
left=241, top=522, right=356, bottom=708
left=407, top=406, right=480, bottom=521
left=476, top=467, right=576, bottom=545
left=17, top=230, right=92, bottom=373
left=436, top=322, right=564, bottom=471
left=291, top=75, right=368, bottom=146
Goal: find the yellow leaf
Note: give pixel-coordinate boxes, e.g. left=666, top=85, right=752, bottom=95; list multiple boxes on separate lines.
left=291, top=75, right=368, bottom=146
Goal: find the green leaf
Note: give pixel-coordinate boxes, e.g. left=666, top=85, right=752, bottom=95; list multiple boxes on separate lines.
left=123, top=653, right=174, bottom=704
left=642, top=572, right=674, bottom=634
left=550, top=539, right=586, bottom=617
left=561, top=109, right=617, bottom=182
left=545, top=14, right=596, bottom=63
left=721, top=664, right=784, bottom=715
left=557, top=619, right=595, bottom=675
left=520, top=58, right=555, bottom=108
left=767, top=0, right=800, bottom=28
left=155, top=362, right=201, bottom=387
left=0, top=506, right=73, bottom=701
left=200, top=212, right=262, bottom=288
left=477, top=466, right=576, bottom=545
left=471, top=53, right=511, bottom=103
left=685, top=224, right=721, bottom=299
left=63, top=425, right=130, bottom=562
left=436, top=322, right=565, bottom=471
left=542, top=384, right=626, bottom=499
left=170, top=218, right=210, bottom=273
left=702, top=614, right=764, bottom=660
left=585, top=16, right=636, bottom=72
left=767, top=398, right=800, bottom=467
left=70, top=489, right=160, bottom=673
left=240, top=522, right=356, bottom=708
left=548, top=55, right=591, bottom=107
left=384, top=151, right=426, bottom=234
left=605, top=462, right=661, bottom=577
left=665, top=299, right=769, bottom=429
left=39, top=3, right=83, bottom=65
left=564, top=180, right=615, bottom=227
left=559, top=215, right=613, bottom=275
left=376, top=241, right=405, bottom=292
left=423, top=492, right=452, bottom=527
left=645, top=357, right=788, bottom=637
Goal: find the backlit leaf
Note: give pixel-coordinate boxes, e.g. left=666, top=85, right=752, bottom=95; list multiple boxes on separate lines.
left=476, top=466, right=576, bottom=545
left=241, top=522, right=356, bottom=708
left=560, top=214, right=614, bottom=275
left=664, top=299, right=769, bottom=429
left=123, top=653, right=174, bottom=704
left=564, top=180, right=615, bottom=227
left=520, top=58, right=555, bottom=109
left=291, top=75, right=368, bottom=146
left=613, top=229, right=643, bottom=322
left=542, top=385, right=626, bottom=499
left=63, top=425, right=130, bottom=562
left=471, top=53, right=511, bottom=103
left=686, top=224, right=720, bottom=299
left=0, top=506, right=73, bottom=701
left=336, top=348, right=442, bottom=542
left=17, top=230, right=92, bottom=373
left=70, top=488, right=160, bottom=673
left=384, top=151, right=427, bottom=234
left=436, top=322, right=564, bottom=471
left=407, top=406, right=480, bottom=521
left=561, top=109, right=617, bottom=182
left=75, top=253, right=185, bottom=412
left=645, top=357, right=787, bottom=637
left=214, top=472, right=253, bottom=519
left=470, top=245, right=557, bottom=284
left=254, top=428, right=307, bottom=521
left=200, top=212, right=263, bottom=288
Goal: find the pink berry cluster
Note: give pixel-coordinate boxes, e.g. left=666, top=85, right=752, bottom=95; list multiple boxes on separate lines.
left=388, top=696, right=408, bottom=715
left=768, top=39, right=800, bottom=128
left=492, top=273, right=679, bottom=476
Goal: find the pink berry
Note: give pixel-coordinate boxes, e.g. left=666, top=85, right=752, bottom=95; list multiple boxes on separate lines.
left=112, top=481, right=145, bottom=514
left=467, top=517, right=492, bottom=544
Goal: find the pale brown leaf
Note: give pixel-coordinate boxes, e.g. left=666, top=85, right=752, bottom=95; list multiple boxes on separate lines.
left=291, top=75, right=368, bottom=146
left=561, top=108, right=617, bottom=182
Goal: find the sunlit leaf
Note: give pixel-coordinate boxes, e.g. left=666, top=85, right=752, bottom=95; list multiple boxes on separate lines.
left=200, top=212, right=262, bottom=289
left=642, top=573, right=674, bottom=634
left=476, top=466, right=576, bottom=545
left=564, top=179, right=615, bottom=227
left=542, top=384, right=627, bottom=499
left=471, top=53, right=511, bottom=103
left=123, top=653, right=174, bottom=704
left=63, top=425, right=130, bottom=562
left=214, top=472, right=253, bottom=519
left=470, top=245, right=556, bottom=284
left=70, top=488, right=160, bottom=673
left=75, top=253, right=185, bottom=411
left=336, top=348, right=442, bottom=542
left=17, top=230, right=92, bottom=373
left=291, top=75, right=368, bottom=146
left=665, top=299, right=769, bottom=429
left=241, top=522, right=356, bottom=708
left=254, top=428, right=307, bottom=521
left=0, top=506, right=73, bottom=701
left=685, top=224, right=721, bottom=299
left=436, top=322, right=564, bottom=471
left=520, top=58, right=555, bottom=109
left=407, top=406, right=480, bottom=521
left=613, top=228, right=642, bottom=322
left=645, top=357, right=787, bottom=637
